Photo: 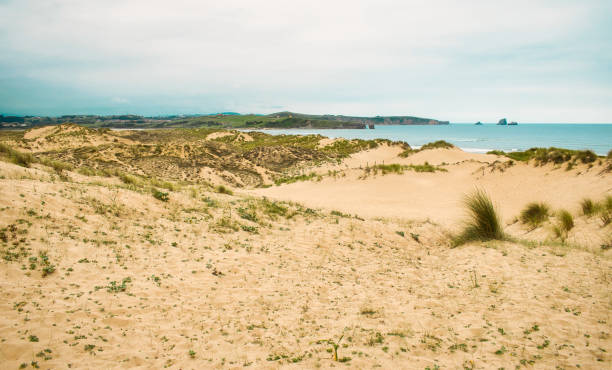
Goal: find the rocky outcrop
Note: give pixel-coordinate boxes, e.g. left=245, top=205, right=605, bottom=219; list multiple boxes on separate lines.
left=497, top=118, right=507, bottom=125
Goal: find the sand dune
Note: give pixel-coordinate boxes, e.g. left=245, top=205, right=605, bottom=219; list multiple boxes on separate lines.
left=0, top=131, right=610, bottom=369
left=251, top=147, right=611, bottom=230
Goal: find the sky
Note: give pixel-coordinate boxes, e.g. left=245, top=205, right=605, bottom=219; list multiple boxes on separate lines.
left=0, top=0, right=611, bottom=122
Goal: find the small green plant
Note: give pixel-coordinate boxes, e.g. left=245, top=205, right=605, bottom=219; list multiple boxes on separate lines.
left=453, top=189, right=504, bottom=246
left=152, top=189, right=169, bottom=202
left=189, top=350, right=196, bottom=359
left=329, top=335, right=344, bottom=361
left=494, top=346, right=507, bottom=355
left=39, top=251, right=55, bottom=277
left=238, top=207, right=258, bottom=222
left=106, top=277, right=132, bottom=293
left=29, top=335, right=39, bottom=342
left=520, top=202, right=550, bottom=228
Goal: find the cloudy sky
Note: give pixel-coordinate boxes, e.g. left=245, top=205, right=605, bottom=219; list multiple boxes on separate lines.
left=1, top=0, right=611, bottom=122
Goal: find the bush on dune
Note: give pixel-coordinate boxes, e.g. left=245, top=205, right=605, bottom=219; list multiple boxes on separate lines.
left=553, top=209, right=574, bottom=241
left=520, top=202, right=550, bottom=228
left=453, top=189, right=504, bottom=246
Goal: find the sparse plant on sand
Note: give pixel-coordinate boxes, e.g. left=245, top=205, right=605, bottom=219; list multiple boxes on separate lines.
left=598, top=195, right=612, bottom=226
left=580, top=198, right=599, bottom=216
left=329, top=335, right=344, bottom=361
left=557, top=210, right=574, bottom=231
left=520, top=202, right=550, bottom=228
left=453, top=189, right=504, bottom=246
left=553, top=209, right=574, bottom=241
left=152, top=189, right=169, bottom=202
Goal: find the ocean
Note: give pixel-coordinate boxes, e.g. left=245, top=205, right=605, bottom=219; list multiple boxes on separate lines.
left=251, top=124, right=612, bottom=155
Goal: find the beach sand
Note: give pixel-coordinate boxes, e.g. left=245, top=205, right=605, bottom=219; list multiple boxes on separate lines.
left=0, top=134, right=610, bottom=369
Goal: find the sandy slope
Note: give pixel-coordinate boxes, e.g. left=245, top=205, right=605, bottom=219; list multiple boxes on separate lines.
left=250, top=147, right=612, bottom=230
left=0, top=146, right=611, bottom=369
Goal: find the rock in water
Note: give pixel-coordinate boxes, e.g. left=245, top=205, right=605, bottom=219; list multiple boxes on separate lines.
left=508, top=121, right=518, bottom=125
left=497, top=118, right=507, bottom=125
left=475, top=121, right=483, bottom=125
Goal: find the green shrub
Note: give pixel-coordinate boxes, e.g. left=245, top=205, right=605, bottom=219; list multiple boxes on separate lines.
left=152, top=189, right=169, bottom=202
left=0, top=143, right=34, bottom=167
left=520, top=202, right=550, bottom=228
left=453, top=190, right=504, bottom=246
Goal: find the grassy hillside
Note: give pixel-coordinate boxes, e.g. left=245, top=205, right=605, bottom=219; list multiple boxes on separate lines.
left=0, top=111, right=449, bottom=130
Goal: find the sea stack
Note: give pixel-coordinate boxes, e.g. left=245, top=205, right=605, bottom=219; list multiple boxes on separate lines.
left=475, top=121, right=483, bottom=125
left=497, top=118, right=507, bottom=125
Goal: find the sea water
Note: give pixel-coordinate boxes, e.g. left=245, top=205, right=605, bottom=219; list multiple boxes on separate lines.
left=252, top=124, right=612, bottom=155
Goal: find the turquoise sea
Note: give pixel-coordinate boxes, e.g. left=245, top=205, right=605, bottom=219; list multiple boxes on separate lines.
left=253, top=124, right=612, bottom=155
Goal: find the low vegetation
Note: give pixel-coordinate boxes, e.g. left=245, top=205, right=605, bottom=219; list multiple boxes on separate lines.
left=580, top=198, right=598, bottom=216
left=0, top=143, right=34, bottom=167
left=520, top=202, right=550, bottom=228
left=487, top=147, right=599, bottom=165
left=453, top=190, right=504, bottom=246
left=553, top=209, right=574, bottom=241
left=399, top=140, right=454, bottom=157
left=362, top=162, right=446, bottom=177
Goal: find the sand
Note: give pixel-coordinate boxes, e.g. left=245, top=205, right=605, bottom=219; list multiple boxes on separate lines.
left=0, top=136, right=611, bottom=369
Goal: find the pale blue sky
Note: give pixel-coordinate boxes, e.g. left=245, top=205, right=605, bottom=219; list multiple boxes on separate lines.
left=1, top=0, right=611, bottom=122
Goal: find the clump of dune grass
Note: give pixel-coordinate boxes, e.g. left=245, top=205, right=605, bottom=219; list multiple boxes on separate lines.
left=580, top=198, right=599, bottom=217
left=39, top=157, right=73, bottom=173
left=553, top=209, right=574, bottom=241
left=216, top=185, right=233, bottom=195
left=519, top=202, right=550, bottom=228
left=557, top=209, right=574, bottom=230
left=0, top=143, right=34, bottom=167
left=453, top=189, right=504, bottom=246
left=599, top=195, right=612, bottom=226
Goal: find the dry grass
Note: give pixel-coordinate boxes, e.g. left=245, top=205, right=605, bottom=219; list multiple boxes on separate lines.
left=453, top=189, right=504, bottom=246
left=520, top=202, right=550, bottom=228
